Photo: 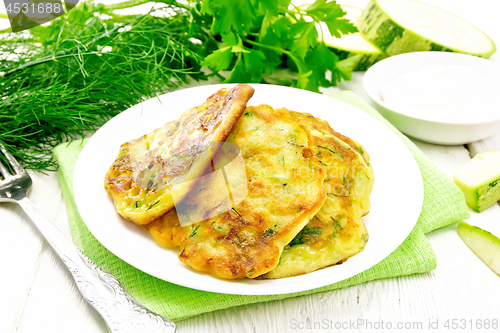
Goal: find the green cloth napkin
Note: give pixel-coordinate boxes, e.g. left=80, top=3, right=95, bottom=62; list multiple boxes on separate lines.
left=53, top=91, right=470, bottom=321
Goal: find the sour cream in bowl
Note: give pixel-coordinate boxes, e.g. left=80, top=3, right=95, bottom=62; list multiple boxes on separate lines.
left=363, top=52, right=500, bottom=145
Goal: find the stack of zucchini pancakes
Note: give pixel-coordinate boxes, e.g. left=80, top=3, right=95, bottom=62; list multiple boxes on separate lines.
left=104, top=84, right=374, bottom=280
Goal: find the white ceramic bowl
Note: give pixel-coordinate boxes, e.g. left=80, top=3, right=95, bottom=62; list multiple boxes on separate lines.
left=363, top=52, right=500, bottom=145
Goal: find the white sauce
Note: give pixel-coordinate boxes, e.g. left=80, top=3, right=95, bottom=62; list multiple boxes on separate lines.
left=380, top=65, right=500, bottom=123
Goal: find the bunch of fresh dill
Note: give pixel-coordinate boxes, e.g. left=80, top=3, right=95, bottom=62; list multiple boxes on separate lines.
left=0, top=0, right=209, bottom=171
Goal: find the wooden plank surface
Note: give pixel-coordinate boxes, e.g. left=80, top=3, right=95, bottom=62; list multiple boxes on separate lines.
left=1, top=0, right=500, bottom=332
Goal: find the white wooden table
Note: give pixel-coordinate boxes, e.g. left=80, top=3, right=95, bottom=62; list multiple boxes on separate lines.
left=1, top=0, right=500, bottom=332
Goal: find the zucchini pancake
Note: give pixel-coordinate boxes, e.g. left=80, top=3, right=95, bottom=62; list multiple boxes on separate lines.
left=106, top=85, right=374, bottom=279
left=263, top=110, right=373, bottom=278
left=104, top=84, right=254, bottom=225
left=149, top=104, right=327, bottom=279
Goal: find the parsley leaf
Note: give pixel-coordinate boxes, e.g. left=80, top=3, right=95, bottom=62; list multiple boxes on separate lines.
left=332, top=54, right=362, bottom=82
left=324, top=17, right=359, bottom=38
left=202, top=46, right=234, bottom=71
left=289, top=22, right=319, bottom=60
left=203, top=0, right=256, bottom=35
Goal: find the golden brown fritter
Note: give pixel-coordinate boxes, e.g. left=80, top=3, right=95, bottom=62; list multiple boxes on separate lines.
left=286, top=110, right=374, bottom=216
left=104, top=84, right=254, bottom=225
left=148, top=105, right=327, bottom=279
left=262, top=111, right=374, bottom=279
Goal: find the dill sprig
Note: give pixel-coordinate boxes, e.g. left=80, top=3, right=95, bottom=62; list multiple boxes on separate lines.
left=0, top=1, right=207, bottom=171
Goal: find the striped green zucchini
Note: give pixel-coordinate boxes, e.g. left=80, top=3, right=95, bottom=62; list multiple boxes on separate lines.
left=358, top=0, right=496, bottom=58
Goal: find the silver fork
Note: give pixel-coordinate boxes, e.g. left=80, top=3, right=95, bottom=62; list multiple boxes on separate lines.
left=0, top=143, right=176, bottom=333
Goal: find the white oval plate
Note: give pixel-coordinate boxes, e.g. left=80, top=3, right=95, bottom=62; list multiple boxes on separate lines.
left=73, top=84, right=423, bottom=295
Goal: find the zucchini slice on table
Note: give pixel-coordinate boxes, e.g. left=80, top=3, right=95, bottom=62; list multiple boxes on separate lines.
left=454, top=151, right=500, bottom=213
left=457, top=222, right=500, bottom=276
left=319, top=5, right=384, bottom=70
left=358, top=0, right=496, bottom=58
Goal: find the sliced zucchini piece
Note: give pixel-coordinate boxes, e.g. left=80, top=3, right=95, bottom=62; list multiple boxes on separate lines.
left=454, top=151, right=500, bottom=213
left=457, top=222, right=500, bottom=276
left=358, top=0, right=496, bottom=58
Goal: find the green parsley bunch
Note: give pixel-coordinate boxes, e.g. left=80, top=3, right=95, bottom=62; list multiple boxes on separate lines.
left=198, top=0, right=359, bottom=91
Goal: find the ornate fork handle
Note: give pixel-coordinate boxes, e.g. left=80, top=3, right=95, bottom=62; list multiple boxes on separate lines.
left=17, top=197, right=176, bottom=333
